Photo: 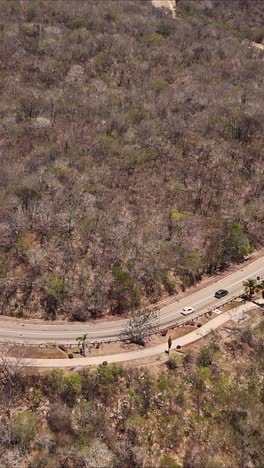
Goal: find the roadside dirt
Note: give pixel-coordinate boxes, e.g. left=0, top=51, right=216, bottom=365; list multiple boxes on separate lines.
left=4, top=325, right=199, bottom=360
left=221, top=301, right=241, bottom=312
left=7, top=346, right=67, bottom=359
left=4, top=297, right=254, bottom=360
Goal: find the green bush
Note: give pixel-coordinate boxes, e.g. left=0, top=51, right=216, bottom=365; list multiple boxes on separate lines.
left=97, top=363, right=122, bottom=384
left=159, top=455, right=181, bottom=468
left=32, top=387, right=43, bottom=405
left=15, top=232, right=34, bottom=252
left=142, top=33, right=165, bottom=46
left=224, top=223, right=251, bottom=262
left=125, top=108, right=145, bottom=124
left=197, top=345, right=217, bottom=367
left=170, top=209, right=190, bottom=222
left=13, top=411, right=36, bottom=452
left=159, top=270, right=176, bottom=295
left=149, top=78, right=169, bottom=93
left=166, top=355, right=178, bottom=370
left=46, top=277, right=65, bottom=301
left=112, top=266, right=130, bottom=285
left=124, top=148, right=157, bottom=165
left=178, top=0, right=195, bottom=17
left=157, top=374, right=171, bottom=391
left=63, top=372, right=83, bottom=403
left=45, top=369, right=64, bottom=396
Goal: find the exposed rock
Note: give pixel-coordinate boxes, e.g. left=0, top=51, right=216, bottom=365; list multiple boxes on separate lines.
left=151, top=0, right=176, bottom=18
left=34, top=116, right=51, bottom=127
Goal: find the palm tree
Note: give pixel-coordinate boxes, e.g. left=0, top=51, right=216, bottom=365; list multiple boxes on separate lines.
left=76, top=334, right=88, bottom=357
left=243, top=278, right=258, bottom=297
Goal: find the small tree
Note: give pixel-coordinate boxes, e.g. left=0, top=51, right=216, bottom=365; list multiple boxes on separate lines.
left=12, top=411, right=36, bottom=452
left=44, top=277, right=65, bottom=319
left=63, top=372, right=83, bottom=404
left=243, top=278, right=258, bottom=297
left=76, top=333, right=88, bottom=356
left=223, top=223, right=250, bottom=262
left=121, top=307, right=159, bottom=346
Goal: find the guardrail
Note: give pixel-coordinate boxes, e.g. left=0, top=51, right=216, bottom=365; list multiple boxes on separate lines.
left=1, top=293, right=249, bottom=349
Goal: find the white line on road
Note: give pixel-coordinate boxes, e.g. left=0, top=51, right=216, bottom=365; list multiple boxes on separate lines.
left=0, top=257, right=263, bottom=343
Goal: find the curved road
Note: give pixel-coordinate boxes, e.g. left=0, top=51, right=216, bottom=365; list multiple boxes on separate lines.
left=0, top=256, right=264, bottom=345
left=8, top=303, right=254, bottom=368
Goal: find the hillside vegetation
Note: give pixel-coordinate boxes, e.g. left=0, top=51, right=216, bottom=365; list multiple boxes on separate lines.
left=1, top=318, right=264, bottom=467
left=0, top=0, right=263, bottom=320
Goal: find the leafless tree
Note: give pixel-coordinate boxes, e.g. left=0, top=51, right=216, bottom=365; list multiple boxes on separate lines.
left=0, top=345, right=25, bottom=404
left=121, top=307, right=160, bottom=346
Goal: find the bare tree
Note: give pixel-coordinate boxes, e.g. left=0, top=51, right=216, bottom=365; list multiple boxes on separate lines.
left=121, top=307, right=159, bottom=346
left=0, top=0, right=263, bottom=322
left=82, top=439, right=115, bottom=468
left=0, top=346, right=23, bottom=387
left=0, top=345, right=25, bottom=405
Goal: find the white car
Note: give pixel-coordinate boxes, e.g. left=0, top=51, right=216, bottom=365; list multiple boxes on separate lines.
left=181, top=306, right=194, bottom=316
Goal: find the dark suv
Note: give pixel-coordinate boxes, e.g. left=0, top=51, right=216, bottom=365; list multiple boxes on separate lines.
left=214, top=289, right=229, bottom=299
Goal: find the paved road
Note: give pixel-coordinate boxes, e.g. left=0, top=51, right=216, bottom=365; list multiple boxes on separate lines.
left=0, top=256, right=263, bottom=345
left=6, top=302, right=254, bottom=367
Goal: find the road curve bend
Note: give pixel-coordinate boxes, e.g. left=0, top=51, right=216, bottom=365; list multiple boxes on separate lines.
left=6, top=302, right=255, bottom=368
left=0, top=255, right=264, bottom=345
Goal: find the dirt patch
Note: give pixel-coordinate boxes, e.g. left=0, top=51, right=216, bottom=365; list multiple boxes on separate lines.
left=221, top=301, right=241, bottom=312
left=8, top=346, right=67, bottom=359
left=167, top=326, right=195, bottom=340
left=86, top=341, right=136, bottom=357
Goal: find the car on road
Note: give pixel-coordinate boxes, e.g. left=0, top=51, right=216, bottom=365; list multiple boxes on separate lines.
left=214, top=289, right=229, bottom=299
left=181, top=306, right=194, bottom=316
